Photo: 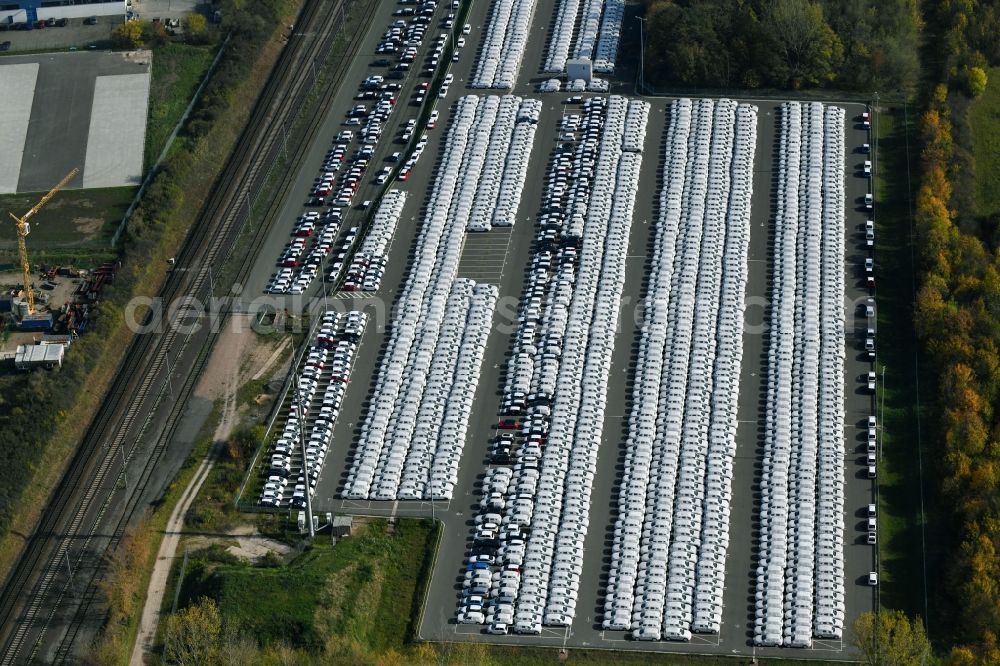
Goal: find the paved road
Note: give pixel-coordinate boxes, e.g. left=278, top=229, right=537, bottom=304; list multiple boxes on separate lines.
left=247, top=0, right=879, bottom=657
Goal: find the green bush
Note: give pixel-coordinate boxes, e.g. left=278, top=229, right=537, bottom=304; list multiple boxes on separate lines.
left=966, top=66, right=988, bottom=97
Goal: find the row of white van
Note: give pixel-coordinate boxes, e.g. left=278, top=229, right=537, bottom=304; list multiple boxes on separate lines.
left=755, top=102, right=848, bottom=648
left=471, top=0, right=536, bottom=88
left=603, top=98, right=759, bottom=640
left=343, top=96, right=511, bottom=500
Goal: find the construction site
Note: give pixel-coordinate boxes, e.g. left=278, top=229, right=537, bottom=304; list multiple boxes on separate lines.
left=0, top=168, right=119, bottom=370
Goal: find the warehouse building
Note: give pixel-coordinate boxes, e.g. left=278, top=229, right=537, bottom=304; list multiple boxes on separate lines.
left=0, top=0, right=124, bottom=26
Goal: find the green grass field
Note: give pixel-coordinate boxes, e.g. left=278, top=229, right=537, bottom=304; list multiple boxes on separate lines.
left=176, top=519, right=437, bottom=654
left=969, top=68, right=1000, bottom=219
left=0, top=187, right=134, bottom=249
left=145, top=42, right=217, bottom=172
left=871, top=106, right=940, bottom=629
left=168, top=517, right=844, bottom=665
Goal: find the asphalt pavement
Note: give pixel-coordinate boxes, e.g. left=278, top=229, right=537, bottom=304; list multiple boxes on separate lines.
left=235, top=0, right=879, bottom=656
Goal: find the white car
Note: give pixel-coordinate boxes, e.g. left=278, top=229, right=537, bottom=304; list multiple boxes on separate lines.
left=457, top=611, right=485, bottom=624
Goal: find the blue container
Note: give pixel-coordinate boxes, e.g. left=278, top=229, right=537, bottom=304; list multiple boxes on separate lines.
left=20, top=313, right=52, bottom=331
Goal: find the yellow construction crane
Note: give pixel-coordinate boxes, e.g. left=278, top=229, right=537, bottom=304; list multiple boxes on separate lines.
left=8, top=168, right=79, bottom=315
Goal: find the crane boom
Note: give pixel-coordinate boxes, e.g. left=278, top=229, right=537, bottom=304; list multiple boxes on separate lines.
left=21, top=168, right=78, bottom=226
left=8, top=168, right=79, bottom=315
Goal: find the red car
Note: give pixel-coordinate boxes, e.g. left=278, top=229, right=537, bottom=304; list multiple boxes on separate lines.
left=498, top=419, right=522, bottom=430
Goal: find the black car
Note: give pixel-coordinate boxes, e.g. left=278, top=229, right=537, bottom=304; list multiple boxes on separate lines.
left=489, top=444, right=512, bottom=464
left=0, top=41, right=9, bottom=51
left=372, top=58, right=390, bottom=67
left=470, top=542, right=498, bottom=557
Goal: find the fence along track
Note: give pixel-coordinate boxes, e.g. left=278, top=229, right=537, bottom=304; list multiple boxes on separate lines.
left=0, top=2, right=344, bottom=663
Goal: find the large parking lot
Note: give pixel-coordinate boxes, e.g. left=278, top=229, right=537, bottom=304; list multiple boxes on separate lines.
left=238, top=0, right=880, bottom=656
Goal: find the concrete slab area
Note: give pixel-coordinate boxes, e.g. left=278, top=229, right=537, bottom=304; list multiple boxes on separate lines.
left=83, top=72, right=150, bottom=188
left=131, top=0, right=203, bottom=21
left=0, top=50, right=150, bottom=193
left=0, top=63, right=38, bottom=193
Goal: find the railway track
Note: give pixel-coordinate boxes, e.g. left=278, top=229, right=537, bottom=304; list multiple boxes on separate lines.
left=0, top=1, right=364, bottom=661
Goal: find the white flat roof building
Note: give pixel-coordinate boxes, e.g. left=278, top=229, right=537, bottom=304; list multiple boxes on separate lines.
left=14, top=343, right=64, bottom=370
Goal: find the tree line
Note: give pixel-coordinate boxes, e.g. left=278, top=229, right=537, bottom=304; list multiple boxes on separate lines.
left=910, top=0, right=1000, bottom=663
left=642, top=0, right=921, bottom=92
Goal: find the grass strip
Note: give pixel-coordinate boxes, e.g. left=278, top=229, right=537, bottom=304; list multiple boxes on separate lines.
left=871, top=105, right=938, bottom=626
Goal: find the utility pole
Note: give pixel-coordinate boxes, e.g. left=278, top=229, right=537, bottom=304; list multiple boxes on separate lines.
left=120, top=444, right=128, bottom=489
left=636, top=17, right=646, bottom=95
left=245, top=190, right=253, bottom=232
left=320, top=251, right=329, bottom=309
left=295, top=373, right=316, bottom=538
left=164, top=348, right=175, bottom=399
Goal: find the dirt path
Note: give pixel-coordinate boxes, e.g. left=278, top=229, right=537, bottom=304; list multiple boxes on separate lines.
left=129, top=377, right=238, bottom=666
left=129, top=322, right=274, bottom=664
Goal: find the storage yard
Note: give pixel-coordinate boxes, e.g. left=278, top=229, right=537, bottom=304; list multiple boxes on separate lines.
left=0, top=0, right=887, bottom=657
left=238, top=0, right=879, bottom=651
left=0, top=265, right=111, bottom=369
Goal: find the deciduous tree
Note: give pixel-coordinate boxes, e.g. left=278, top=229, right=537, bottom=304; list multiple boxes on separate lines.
left=851, top=610, right=931, bottom=666
left=111, top=21, right=144, bottom=48
left=163, top=597, right=222, bottom=665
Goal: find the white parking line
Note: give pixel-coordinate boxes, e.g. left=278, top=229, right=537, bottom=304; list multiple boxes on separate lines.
left=457, top=228, right=514, bottom=284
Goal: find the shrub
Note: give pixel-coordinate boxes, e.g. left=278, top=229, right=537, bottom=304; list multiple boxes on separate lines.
left=184, top=14, right=212, bottom=45
left=111, top=21, right=143, bottom=48
left=966, top=66, right=988, bottom=97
